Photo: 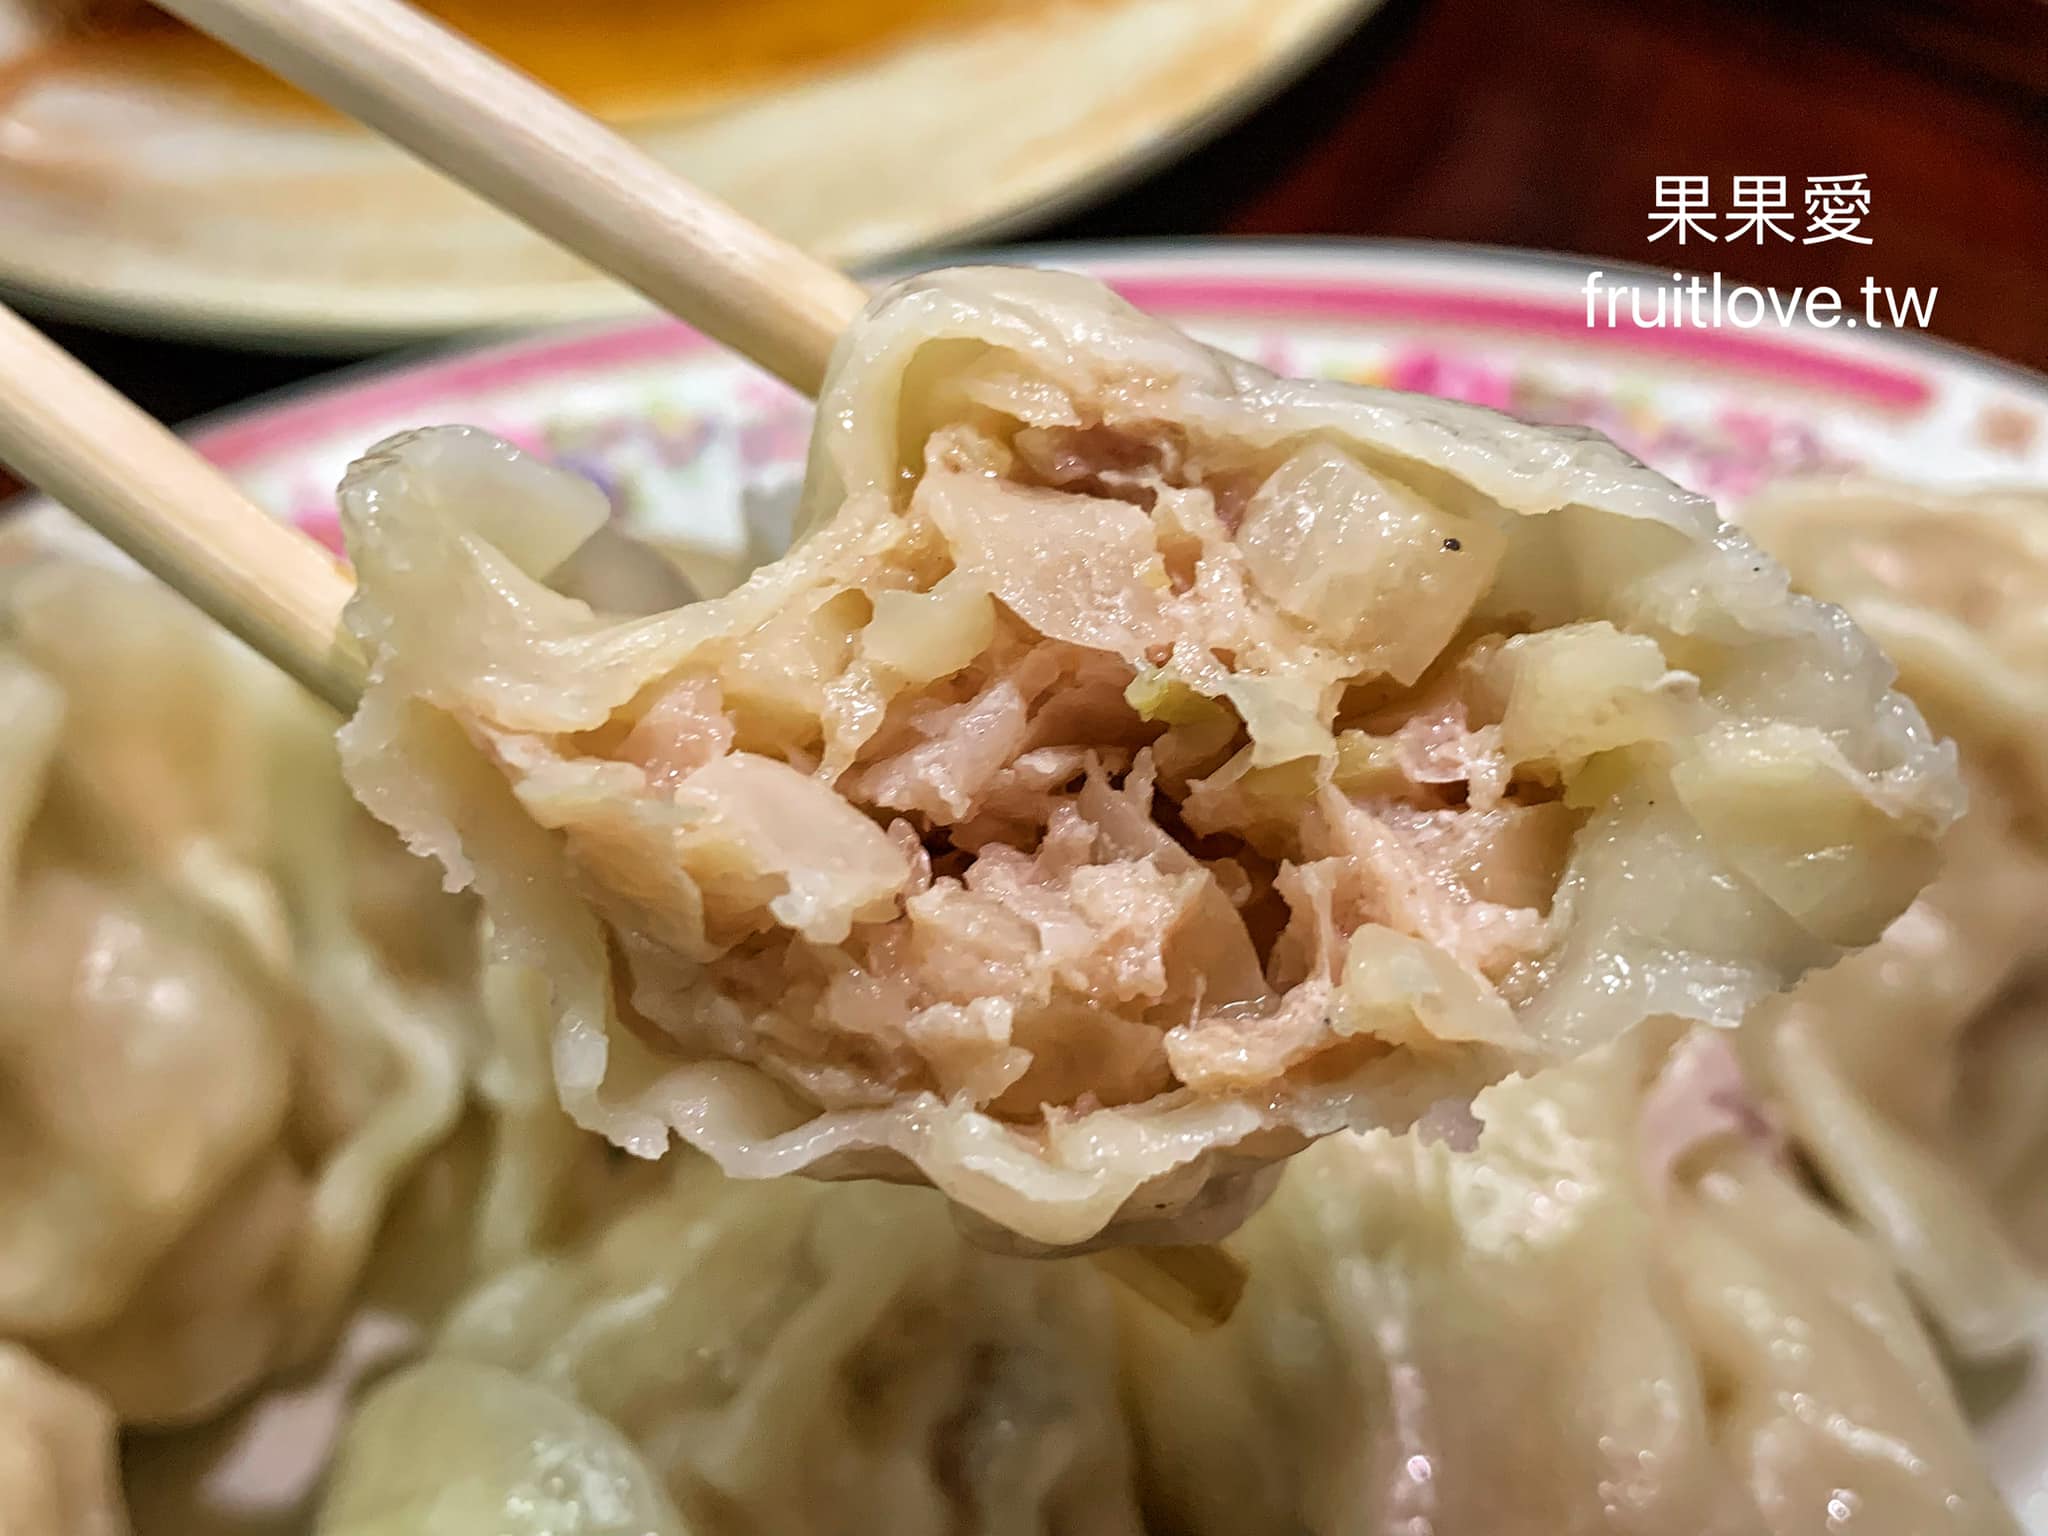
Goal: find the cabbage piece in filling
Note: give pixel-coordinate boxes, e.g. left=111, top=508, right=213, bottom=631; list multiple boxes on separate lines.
left=338, top=267, right=1960, bottom=1248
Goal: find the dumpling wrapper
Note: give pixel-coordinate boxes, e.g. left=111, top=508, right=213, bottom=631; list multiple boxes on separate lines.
left=1742, top=780, right=2048, bottom=1360
left=1739, top=478, right=2048, bottom=1356
left=114, top=954, right=669, bottom=1536
left=0, top=552, right=478, bottom=1425
left=1742, top=479, right=2048, bottom=825
left=1122, top=1025, right=2019, bottom=1536
left=317, top=1158, right=1143, bottom=1536
left=338, top=267, right=1960, bottom=1248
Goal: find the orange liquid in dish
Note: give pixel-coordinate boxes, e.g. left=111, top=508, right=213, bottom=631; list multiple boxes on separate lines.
left=12, top=0, right=1010, bottom=121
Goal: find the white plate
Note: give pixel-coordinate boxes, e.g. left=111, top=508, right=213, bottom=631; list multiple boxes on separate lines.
left=0, top=0, right=1382, bottom=345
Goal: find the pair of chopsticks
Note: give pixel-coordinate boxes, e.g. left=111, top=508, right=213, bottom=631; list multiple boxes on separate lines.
left=0, top=0, right=1245, bottom=1330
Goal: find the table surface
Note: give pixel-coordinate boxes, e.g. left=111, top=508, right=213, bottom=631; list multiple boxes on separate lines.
left=13, top=0, right=2048, bottom=474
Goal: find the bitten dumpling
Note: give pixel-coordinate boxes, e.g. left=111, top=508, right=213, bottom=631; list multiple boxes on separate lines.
left=338, top=267, right=1960, bottom=1248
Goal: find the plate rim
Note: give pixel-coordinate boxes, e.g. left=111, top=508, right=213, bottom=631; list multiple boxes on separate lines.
left=7, top=235, right=2046, bottom=527
left=140, top=236, right=2048, bottom=477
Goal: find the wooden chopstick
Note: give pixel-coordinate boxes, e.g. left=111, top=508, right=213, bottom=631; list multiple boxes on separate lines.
left=0, top=299, right=364, bottom=710
left=149, top=0, right=869, bottom=396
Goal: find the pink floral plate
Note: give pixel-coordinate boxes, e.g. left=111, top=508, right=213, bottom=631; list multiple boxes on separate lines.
left=9, top=238, right=2048, bottom=1526
left=21, top=240, right=2048, bottom=574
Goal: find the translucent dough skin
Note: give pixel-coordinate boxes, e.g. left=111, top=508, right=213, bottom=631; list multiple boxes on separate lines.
left=338, top=267, right=1960, bottom=1249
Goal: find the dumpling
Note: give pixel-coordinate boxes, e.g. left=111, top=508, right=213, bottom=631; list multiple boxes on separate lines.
left=1740, top=782, right=2048, bottom=1359
left=1120, top=1024, right=2018, bottom=1536
left=315, top=1361, right=693, bottom=1536
left=0, top=1345, right=126, bottom=1536
left=316, top=1157, right=1145, bottom=1536
left=1740, top=480, right=2048, bottom=821
left=115, top=955, right=662, bottom=1536
left=1738, top=478, right=2048, bottom=1356
left=336, top=267, right=1960, bottom=1248
left=0, top=552, right=479, bottom=1426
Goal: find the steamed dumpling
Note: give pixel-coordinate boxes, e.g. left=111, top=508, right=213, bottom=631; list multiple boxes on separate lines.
left=114, top=956, right=664, bottom=1536
left=0, top=553, right=478, bottom=1425
left=1741, top=779, right=2048, bottom=1359
left=318, top=1158, right=1144, bottom=1536
left=1739, top=479, right=2048, bottom=1356
left=336, top=267, right=1960, bottom=1248
left=1121, top=1025, right=2018, bottom=1536
left=317, top=1361, right=692, bottom=1536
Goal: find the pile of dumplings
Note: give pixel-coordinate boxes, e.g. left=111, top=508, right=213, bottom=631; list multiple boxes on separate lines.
left=3, top=271, right=2046, bottom=1536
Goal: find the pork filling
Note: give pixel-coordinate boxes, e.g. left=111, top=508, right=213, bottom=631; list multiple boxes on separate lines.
left=546, top=411, right=1640, bottom=1130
